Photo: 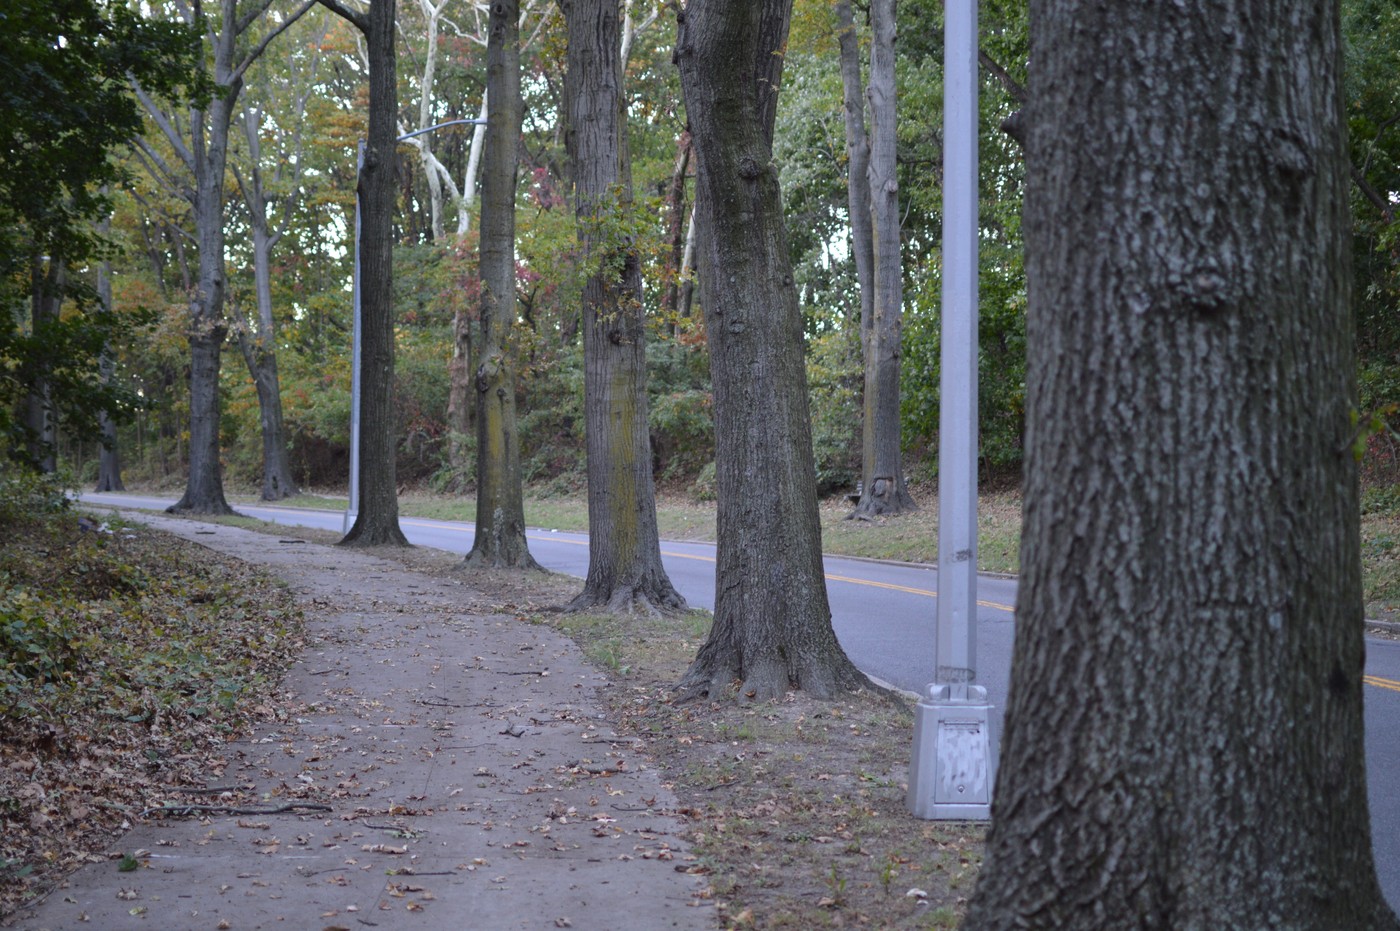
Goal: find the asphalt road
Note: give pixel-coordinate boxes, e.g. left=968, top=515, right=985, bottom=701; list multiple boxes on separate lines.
left=80, top=492, right=1400, bottom=908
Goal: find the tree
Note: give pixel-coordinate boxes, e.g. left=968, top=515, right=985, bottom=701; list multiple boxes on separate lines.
left=963, top=2, right=1399, bottom=927
left=465, top=0, right=537, bottom=569
left=850, top=0, right=914, bottom=517
left=561, top=0, right=684, bottom=612
left=318, top=0, right=410, bottom=546
left=135, top=0, right=314, bottom=515
left=229, top=21, right=325, bottom=501
left=0, top=0, right=199, bottom=471
left=674, top=0, right=872, bottom=700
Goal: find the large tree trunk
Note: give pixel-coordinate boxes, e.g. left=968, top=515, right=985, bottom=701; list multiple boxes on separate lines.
left=169, top=77, right=236, bottom=516
left=333, top=0, right=408, bottom=547
left=563, top=0, right=684, bottom=614
left=964, top=2, right=1398, bottom=928
left=851, top=0, right=914, bottom=519
left=465, top=0, right=537, bottom=570
left=674, top=0, right=871, bottom=701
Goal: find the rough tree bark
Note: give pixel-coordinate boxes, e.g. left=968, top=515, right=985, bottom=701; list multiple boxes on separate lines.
left=562, top=0, right=684, bottom=613
left=851, top=0, right=914, bottom=518
left=465, top=0, right=537, bottom=570
left=964, top=2, right=1400, bottom=928
left=319, top=0, right=409, bottom=547
left=674, top=0, right=872, bottom=700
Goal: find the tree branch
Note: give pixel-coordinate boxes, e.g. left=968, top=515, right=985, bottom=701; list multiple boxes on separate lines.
left=129, top=78, right=197, bottom=171
left=315, top=0, right=368, bottom=33
left=234, top=0, right=319, bottom=83
left=978, top=48, right=1027, bottom=105
left=1352, top=164, right=1396, bottom=225
left=235, top=0, right=279, bottom=35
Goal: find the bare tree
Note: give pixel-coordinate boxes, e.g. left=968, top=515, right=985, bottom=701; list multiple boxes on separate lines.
left=673, top=0, right=874, bottom=700
left=964, top=2, right=1399, bottom=927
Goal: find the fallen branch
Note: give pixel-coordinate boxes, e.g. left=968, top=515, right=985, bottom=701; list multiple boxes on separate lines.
left=140, top=802, right=332, bottom=818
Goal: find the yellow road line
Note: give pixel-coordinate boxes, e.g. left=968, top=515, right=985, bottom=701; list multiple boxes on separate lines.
left=416, top=525, right=1021, bottom=615
left=1365, top=675, right=1400, bottom=694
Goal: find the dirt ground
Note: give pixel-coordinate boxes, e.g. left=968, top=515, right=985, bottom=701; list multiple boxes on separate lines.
left=290, top=527, right=988, bottom=930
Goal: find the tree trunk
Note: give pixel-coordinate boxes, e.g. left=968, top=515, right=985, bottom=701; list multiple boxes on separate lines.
left=964, top=3, right=1399, bottom=928
left=168, top=78, right=235, bottom=516
left=465, top=0, right=537, bottom=570
left=663, top=130, right=692, bottom=321
left=446, top=304, right=474, bottom=488
left=834, top=0, right=873, bottom=335
left=335, top=0, right=408, bottom=546
left=235, top=328, right=298, bottom=500
left=852, top=0, right=914, bottom=519
left=674, top=0, right=871, bottom=700
left=239, top=183, right=300, bottom=501
left=95, top=252, right=124, bottom=492
left=563, top=0, right=684, bottom=614
left=24, top=254, right=62, bottom=473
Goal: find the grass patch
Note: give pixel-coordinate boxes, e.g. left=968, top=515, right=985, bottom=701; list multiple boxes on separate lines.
left=0, top=504, right=303, bottom=915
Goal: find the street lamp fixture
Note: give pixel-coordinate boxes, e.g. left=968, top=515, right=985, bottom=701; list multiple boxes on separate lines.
left=907, top=0, right=996, bottom=821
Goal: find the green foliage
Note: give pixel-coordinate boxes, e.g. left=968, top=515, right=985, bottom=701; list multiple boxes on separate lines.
left=0, top=0, right=202, bottom=470
left=0, top=468, right=71, bottom=527
left=647, top=341, right=714, bottom=483
left=1346, top=0, right=1400, bottom=475
left=0, top=511, right=301, bottom=729
left=806, top=328, right=861, bottom=493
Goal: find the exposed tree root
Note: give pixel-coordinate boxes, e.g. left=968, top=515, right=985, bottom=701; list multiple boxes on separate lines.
left=674, top=644, right=882, bottom=705
left=564, top=580, right=686, bottom=617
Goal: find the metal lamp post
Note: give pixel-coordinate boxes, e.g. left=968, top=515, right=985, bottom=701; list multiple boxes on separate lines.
left=343, top=118, right=486, bottom=534
left=908, top=0, right=995, bottom=821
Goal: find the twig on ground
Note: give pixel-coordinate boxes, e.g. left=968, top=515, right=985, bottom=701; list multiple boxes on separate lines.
left=140, top=802, right=332, bottom=818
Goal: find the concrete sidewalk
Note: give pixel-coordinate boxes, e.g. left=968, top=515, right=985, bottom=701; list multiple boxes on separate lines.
left=13, top=514, right=713, bottom=931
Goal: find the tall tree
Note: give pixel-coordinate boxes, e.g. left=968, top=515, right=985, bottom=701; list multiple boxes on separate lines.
left=95, top=214, right=125, bottom=493
left=964, top=2, right=1398, bottom=928
left=851, top=0, right=914, bottom=518
left=562, top=0, right=684, bottom=612
left=0, top=0, right=199, bottom=470
left=230, top=20, right=324, bottom=501
left=832, top=0, right=873, bottom=333
left=135, top=0, right=314, bottom=515
left=675, top=0, right=872, bottom=699
left=465, top=0, right=537, bottom=569
left=318, top=0, right=410, bottom=546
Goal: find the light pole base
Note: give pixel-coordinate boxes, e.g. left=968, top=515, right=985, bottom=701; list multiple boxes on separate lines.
left=907, top=683, right=994, bottom=820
